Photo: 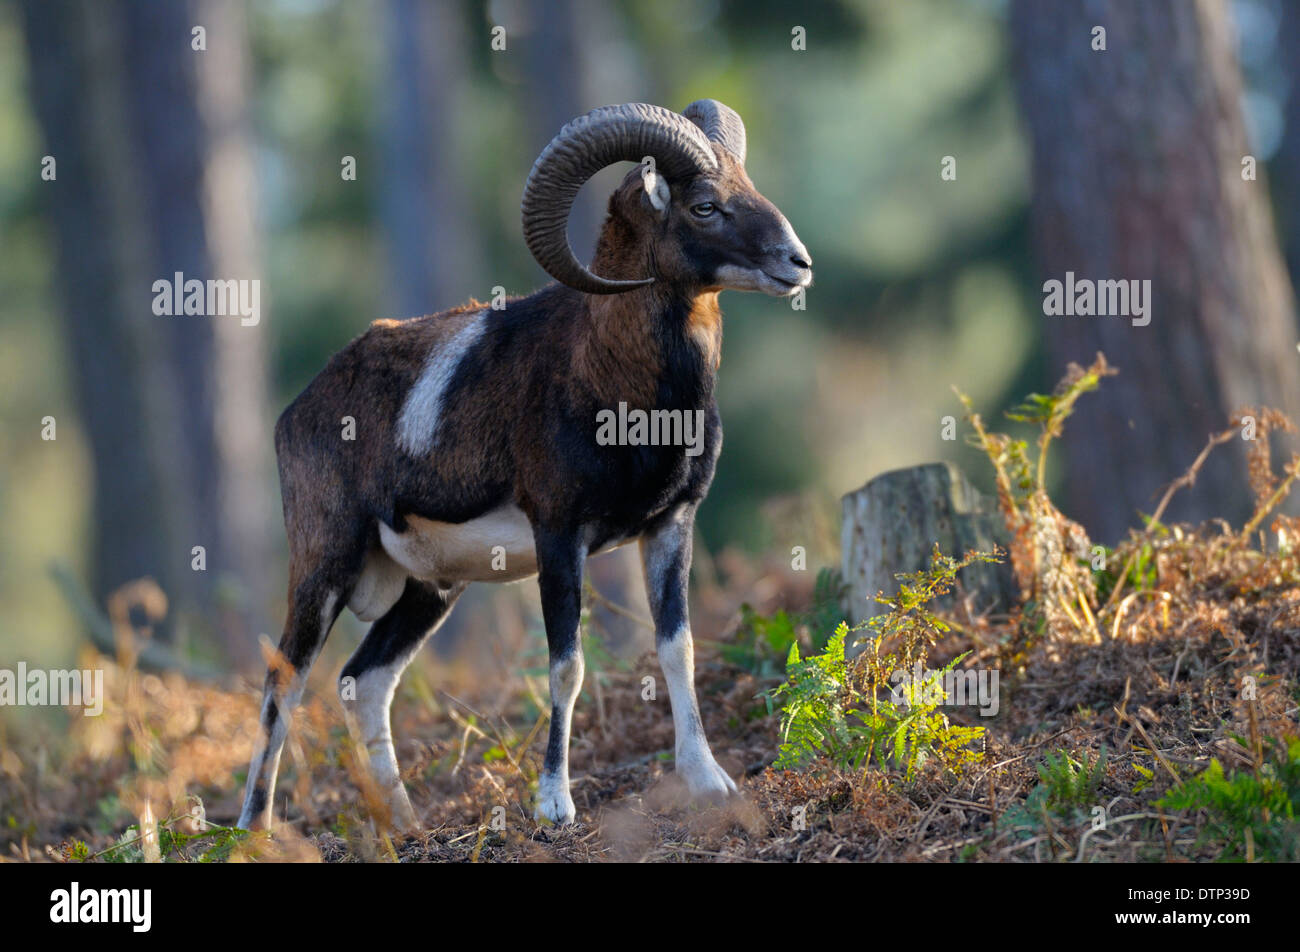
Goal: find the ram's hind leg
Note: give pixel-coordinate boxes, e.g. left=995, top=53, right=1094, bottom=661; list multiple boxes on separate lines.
left=238, top=557, right=356, bottom=831
left=340, top=578, right=465, bottom=832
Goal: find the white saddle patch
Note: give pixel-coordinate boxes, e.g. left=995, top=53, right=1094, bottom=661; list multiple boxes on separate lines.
left=395, top=309, right=487, bottom=456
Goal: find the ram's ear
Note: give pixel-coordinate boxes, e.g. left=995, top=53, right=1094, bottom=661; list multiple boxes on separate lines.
left=640, top=161, right=671, bottom=215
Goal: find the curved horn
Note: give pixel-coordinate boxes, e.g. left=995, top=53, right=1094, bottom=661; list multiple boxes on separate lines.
left=682, top=99, right=746, bottom=165
left=522, top=103, right=717, bottom=294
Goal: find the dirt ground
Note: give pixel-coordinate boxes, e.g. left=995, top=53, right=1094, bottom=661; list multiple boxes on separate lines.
left=3, top=512, right=1297, bottom=863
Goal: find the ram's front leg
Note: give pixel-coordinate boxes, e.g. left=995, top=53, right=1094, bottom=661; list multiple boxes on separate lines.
left=640, top=505, right=737, bottom=800
left=533, top=524, right=587, bottom=825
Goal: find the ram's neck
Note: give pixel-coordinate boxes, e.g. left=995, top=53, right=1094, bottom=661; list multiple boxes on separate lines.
left=574, top=284, right=721, bottom=411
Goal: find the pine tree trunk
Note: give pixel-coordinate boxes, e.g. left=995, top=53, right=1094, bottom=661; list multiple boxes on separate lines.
left=1009, top=0, right=1300, bottom=543
left=378, top=0, right=481, bottom=316
left=1277, top=0, right=1300, bottom=293
left=20, top=0, right=272, bottom=666
left=195, top=0, right=276, bottom=668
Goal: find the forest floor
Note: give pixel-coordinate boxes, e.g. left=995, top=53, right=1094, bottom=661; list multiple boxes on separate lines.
left=3, top=526, right=1297, bottom=864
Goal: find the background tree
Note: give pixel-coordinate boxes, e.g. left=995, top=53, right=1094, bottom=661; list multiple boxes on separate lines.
left=19, top=0, right=273, bottom=666
left=377, top=0, right=482, bottom=317
left=1010, top=0, right=1300, bottom=542
left=1277, top=0, right=1300, bottom=293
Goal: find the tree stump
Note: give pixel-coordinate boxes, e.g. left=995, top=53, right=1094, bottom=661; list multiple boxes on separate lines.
left=840, top=463, right=1018, bottom=643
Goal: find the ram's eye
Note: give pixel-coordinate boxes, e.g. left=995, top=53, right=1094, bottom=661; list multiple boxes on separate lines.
left=690, top=202, right=716, bottom=218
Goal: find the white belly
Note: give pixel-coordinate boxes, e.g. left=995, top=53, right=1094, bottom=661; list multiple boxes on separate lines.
left=348, top=505, right=639, bottom=623
left=379, top=505, right=539, bottom=584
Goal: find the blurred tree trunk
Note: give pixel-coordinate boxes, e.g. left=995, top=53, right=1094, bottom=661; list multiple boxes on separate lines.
left=195, top=0, right=276, bottom=667
left=520, top=0, right=600, bottom=254
left=1010, top=0, right=1300, bottom=543
left=377, top=0, right=481, bottom=314
left=1278, top=0, right=1300, bottom=292
left=20, top=0, right=270, bottom=667
left=519, top=0, right=656, bottom=263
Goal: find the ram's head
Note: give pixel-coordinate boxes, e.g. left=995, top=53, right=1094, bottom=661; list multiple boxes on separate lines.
left=522, top=100, right=812, bottom=298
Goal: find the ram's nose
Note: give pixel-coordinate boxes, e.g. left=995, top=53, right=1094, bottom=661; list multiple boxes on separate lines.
left=786, top=224, right=811, bottom=266
left=772, top=215, right=812, bottom=284
left=777, top=234, right=812, bottom=288
left=787, top=241, right=812, bottom=280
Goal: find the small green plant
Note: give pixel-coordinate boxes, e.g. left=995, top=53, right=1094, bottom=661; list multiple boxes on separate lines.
left=956, top=355, right=1113, bottom=642
left=724, top=606, right=800, bottom=679
left=724, top=567, right=847, bottom=678
left=806, top=567, right=849, bottom=651
left=92, top=801, right=250, bottom=863
left=767, top=621, right=856, bottom=769
left=766, top=548, right=995, bottom=780
left=1158, top=736, right=1300, bottom=862
left=878, top=649, right=986, bottom=779
left=1090, top=540, right=1159, bottom=603
left=998, top=749, right=1109, bottom=839
left=1037, top=746, right=1108, bottom=810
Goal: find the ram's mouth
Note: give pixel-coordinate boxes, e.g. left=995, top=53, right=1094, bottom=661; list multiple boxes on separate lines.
left=713, top=263, right=812, bottom=297
left=760, top=270, right=812, bottom=296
